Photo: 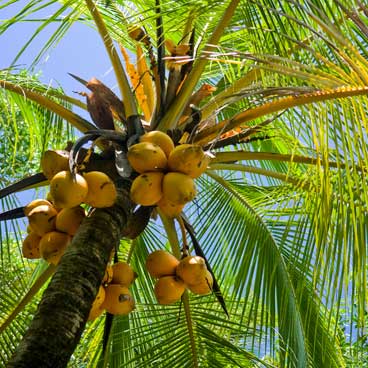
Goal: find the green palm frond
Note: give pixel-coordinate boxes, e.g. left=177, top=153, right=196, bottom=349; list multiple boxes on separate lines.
left=0, top=242, right=50, bottom=366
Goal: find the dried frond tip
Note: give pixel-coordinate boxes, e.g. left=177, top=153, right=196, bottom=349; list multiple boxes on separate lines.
left=128, top=25, right=147, bottom=42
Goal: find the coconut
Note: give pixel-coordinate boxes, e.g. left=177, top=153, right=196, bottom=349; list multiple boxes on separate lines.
left=162, top=172, right=196, bottom=205
left=41, top=150, right=70, bottom=180
left=111, top=262, right=137, bottom=287
left=55, top=206, right=86, bottom=235
left=24, top=199, right=53, bottom=216
left=140, top=131, right=175, bottom=158
left=22, top=232, right=41, bottom=259
left=102, top=264, right=114, bottom=285
left=176, top=255, right=207, bottom=285
left=154, top=276, right=186, bottom=305
left=88, top=286, right=106, bottom=321
left=157, top=197, right=184, bottom=218
left=27, top=204, right=58, bottom=237
left=83, top=171, right=117, bottom=208
left=39, top=231, right=71, bottom=265
left=146, top=250, right=180, bottom=278
left=127, top=142, right=167, bottom=173
left=50, top=171, right=88, bottom=209
left=101, top=284, right=135, bottom=315
left=188, top=269, right=213, bottom=295
left=130, top=172, right=164, bottom=206
left=168, top=144, right=211, bottom=178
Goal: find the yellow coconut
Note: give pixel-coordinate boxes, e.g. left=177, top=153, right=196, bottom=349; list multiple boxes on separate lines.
left=162, top=172, right=196, bottom=205
left=24, top=199, right=53, bottom=216
left=27, top=204, right=58, bottom=237
left=88, top=305, right=104, bottom=321
left=146, top=250, right=180, bottom=278
left=127, top=142, right=167, bottom=173
left=168, top=144, right=211, bottom=178
left=55, top=206, right=86, bottom=236
left=154, top=276, right=186, bottom=305
left=22, top=232, right=41, bottom=259
left=41, top=150, right=70, bottom=180
left=176, top=256, right=207, bottom=285
left=140, top=131, right=175, bottom=158
left=88, top=286, right=106, bottom=321
left=50, top=171, right=88, bottom=209
left=188, top=269, right=213, bottom=295
left=111, top=262, right=137, bottom=287
left=157, top=197, right=184, bottom=218
left=102, top=264, right=114, bottom=285
left=130, top=172, right=164, bottom=206
left=83, top=171, right=117, bottom=208
left=101, top=284, right=135, bottom=315
left=39, top=231, right=71, bottom=265
left=45, top=192, right=62, bottom=211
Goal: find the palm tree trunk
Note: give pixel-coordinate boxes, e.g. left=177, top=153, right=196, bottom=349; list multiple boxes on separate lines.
left=7, top=187, right=135, bottom=368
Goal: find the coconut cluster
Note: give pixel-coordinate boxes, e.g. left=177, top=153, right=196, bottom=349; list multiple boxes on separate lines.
left=41, top=149, right=117, bottom=209
left=127, top=131, right=211, bottom=217
left=88, top=261, right=137, bottom=321
left=22, top=199, right=85, bottom=264
left=146, top=250, right=213, bottom=305
left=22, top=150, right=117, bottom=263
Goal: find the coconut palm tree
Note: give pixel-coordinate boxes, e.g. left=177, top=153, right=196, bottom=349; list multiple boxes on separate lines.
left=0, top=0, right=367, bottom=367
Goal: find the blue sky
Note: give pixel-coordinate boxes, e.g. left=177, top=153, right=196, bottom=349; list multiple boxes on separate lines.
left=1, top=0, right=117, bottom=97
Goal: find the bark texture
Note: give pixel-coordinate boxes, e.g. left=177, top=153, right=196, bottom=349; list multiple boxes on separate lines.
left=8, top=186, right=135, bottom=368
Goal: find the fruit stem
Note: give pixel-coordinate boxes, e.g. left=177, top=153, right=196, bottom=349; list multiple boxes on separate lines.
left=157, top=212, right=199, bottom=366
left=157, top=209, right=181, bottom=260
left=177, top=216, right=189, bottom=257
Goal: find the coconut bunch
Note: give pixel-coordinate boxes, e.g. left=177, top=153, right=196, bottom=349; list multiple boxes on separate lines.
left=41, top=150, right=117, bottom=210
left=128, top=131, right=211, bottom=217
left=22, top=199, right=86, bottom=264
left=88, top=261, right=137, bottom=320
left=22, top=150, right=117, bottom=264
left=146, top=250, right=213, bottom=305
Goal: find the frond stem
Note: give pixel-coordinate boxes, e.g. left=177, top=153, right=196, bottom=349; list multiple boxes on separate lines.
left=0, top=80, right=95, bottom=132
left=84, top=0, right=137, bottom=117
left=195, top=86, right=368, bottom=145
left=212, top=151, right=364, bottom=171
left=182, top=291, right=199, bottom=368
left=126, top=239, right=137, bottom=264
left=207, top=164, right=312, bottom=190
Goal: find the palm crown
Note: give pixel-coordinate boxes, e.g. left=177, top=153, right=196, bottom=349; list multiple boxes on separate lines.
left=0, top=0, right=367, bottom=367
